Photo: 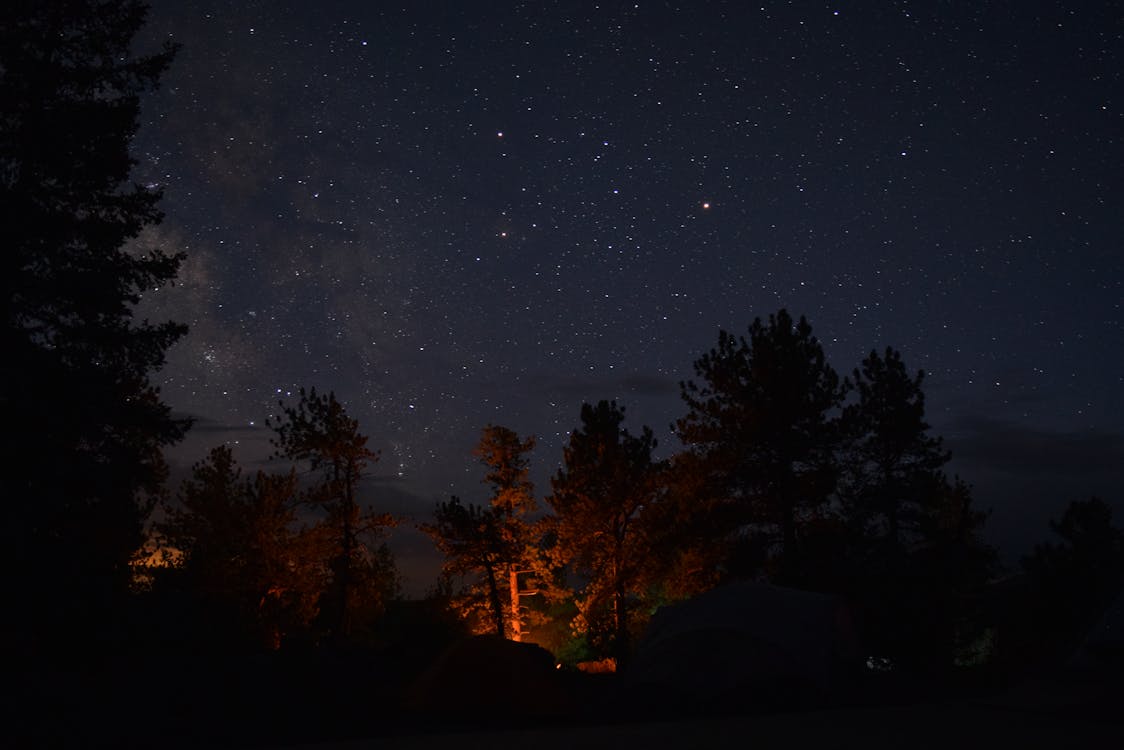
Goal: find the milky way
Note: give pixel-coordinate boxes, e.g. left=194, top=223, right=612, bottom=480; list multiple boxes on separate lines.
left=132, top=1, right=1124, bottom=592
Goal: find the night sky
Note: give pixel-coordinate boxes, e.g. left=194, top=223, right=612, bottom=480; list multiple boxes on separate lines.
left=132, top=1, right=1123, bottom=594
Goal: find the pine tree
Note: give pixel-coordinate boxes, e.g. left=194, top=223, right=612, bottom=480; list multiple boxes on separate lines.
left=1022, top=497, right=1123, bottom=660
left=836, top=349, right=994, bottom=670
left=425, top=496, right=513, bottom=636
left=547, top=400, right=662, bottom=666
left=156, top=446, right=322, bottom=649
left=475, top=425, right=540, bottom=639
left=1, top=0, right=186, bottom=647
left=423, top=425, right=540, bottom=639
left=269, top=388, right=396, bottom=642
left=840, top=347, right=950, bottom=548
left=676, top=309, right=845, bottom=581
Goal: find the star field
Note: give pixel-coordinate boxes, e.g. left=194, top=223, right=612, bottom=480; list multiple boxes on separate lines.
left=133, top=1, right=1124, bottom=592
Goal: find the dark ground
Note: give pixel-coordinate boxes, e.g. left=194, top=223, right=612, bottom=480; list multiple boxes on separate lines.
left=11, top=632, right=1122, bottom=748
left=294, top=705, right=1117, bottom=750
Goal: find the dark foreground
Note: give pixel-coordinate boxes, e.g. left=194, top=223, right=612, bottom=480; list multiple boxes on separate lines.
left=12, top=635, right=1122, bottom=748
left=295, top=708, right=1115, bottom=750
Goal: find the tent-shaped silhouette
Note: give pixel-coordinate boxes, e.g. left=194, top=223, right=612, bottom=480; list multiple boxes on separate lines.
left=625, top=583, right=858, bottom=713
left=404, top=635, right=574, bottom=719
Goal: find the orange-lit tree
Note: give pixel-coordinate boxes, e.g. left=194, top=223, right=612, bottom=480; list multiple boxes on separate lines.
left=426, top=496, right=514, bottom=636
left=156, top=446, right=322, bottom=648
left=547, top=401, right=663, bottom=667
left=424, top=425, right=541, bottom=639
left=475, top=425, right=542, bottom=640
left=269, top=388, right=397, bottom=642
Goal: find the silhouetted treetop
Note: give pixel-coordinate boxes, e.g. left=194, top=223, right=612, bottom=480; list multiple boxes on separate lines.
left=3, top=0, right=181, bottom=348
left=156, top=446, right=321, bottom=649
left=475, top=424, right=537, bottom=516
left=1023, top=497, right=1124, bottom=635
left=1, top=0, right=186, bottom=650
left=423, top=425, right=542, bottom=640
left=676, top=309, right=846, bottom=578
left=548, top=400, right=664, bottom=665
left=269, top=387, right=378, bottom=481
left=268, top=388, right=395, bottom=642
left=840, top=347, right=951, bottom=546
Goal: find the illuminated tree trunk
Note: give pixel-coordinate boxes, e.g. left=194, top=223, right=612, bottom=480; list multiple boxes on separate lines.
left=508, top=566, right=522, bottom=641
left=268, top=388, right=392, bottom=645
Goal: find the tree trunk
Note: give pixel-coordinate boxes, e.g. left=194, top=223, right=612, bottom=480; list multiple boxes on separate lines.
left=508, top=565, right=522, bottom=641
left=613, top=583, right=629, bottom=669
left=885, top=468, right=900, bottom=547
left=337, top=461, right=352, bottom=640
left=483, top=558, right=505, bottom=637
left=778, top=467, right=797, bottom=581
left=779, top=497, right=798, bottom=584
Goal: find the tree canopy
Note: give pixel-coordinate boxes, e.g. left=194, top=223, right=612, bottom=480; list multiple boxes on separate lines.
left=1, top=0, right=186, bottom=647
left=155, top=446, right=322, bottom=649
left=547, top=400, right=663, bottom=665
left=423, top=425, right=541, bottom=639
left=268, top=388, right=396, bottom=643
left=1021, top=497, right=1124, bottom=658
left=676, top=309, right=846, bottom=580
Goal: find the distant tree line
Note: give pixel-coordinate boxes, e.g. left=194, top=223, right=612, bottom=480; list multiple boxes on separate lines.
left=418, top=319, right=1123, bottom=679
left=422, top=311, right=998, bottom=672
left=150, top=388, right=399, bottom=650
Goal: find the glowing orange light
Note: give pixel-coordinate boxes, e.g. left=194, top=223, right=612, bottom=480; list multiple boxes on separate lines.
left=702, top=201, right=711, bottom=210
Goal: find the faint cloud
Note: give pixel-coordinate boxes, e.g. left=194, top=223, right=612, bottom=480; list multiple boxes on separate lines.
left=617, top=373, right=681, bottom=396
left=532, top=371, right=679, bottom=400
left=946, top=415, right=1124, bottom=478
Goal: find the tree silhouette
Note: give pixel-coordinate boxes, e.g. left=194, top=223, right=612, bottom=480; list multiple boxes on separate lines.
left=1022, top=497, right=1124, bottom=660
left=828, top=350, right=993, bottom=670
left=676, top=309, right=846, bottom=581
left=631, top=451, right=726, bottom=608
left=155, top=446, right=322, bottom=649
left=883, top=475, right=995, bottom=671
left=840, top=348, right=950, bottom=548
left=425, top=497, right=512, bottom=636
left=0, top=0, right=186, bottom=648
left=423, top=425, right=541, bottom=639
left=547, top=400, right=663, bottom=666
left=269, top=388, right=396, bottom=642
left=833, top=347, right=954, bottom=597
